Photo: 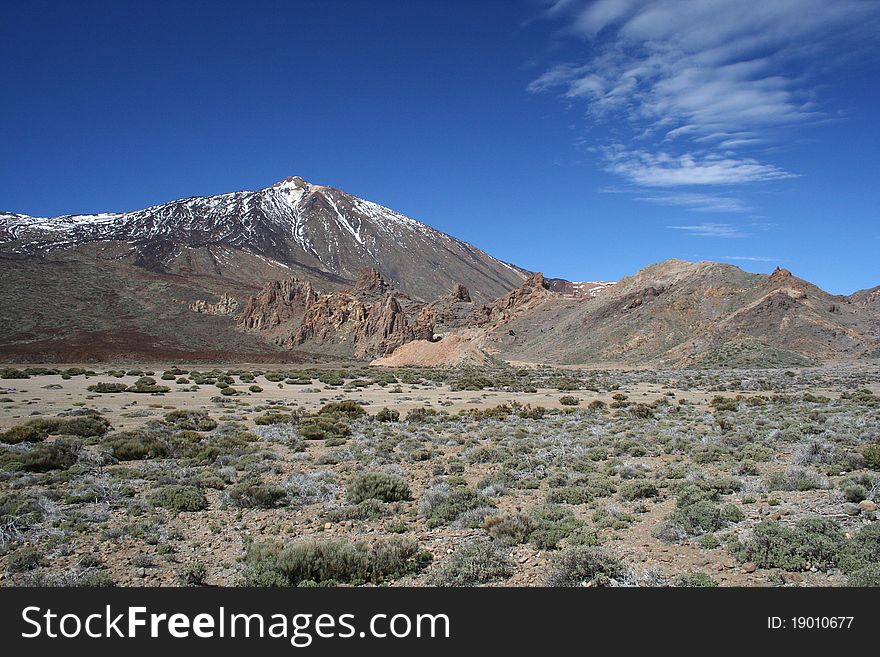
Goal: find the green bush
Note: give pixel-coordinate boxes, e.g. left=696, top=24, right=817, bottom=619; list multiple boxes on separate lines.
left=729, top=518, right=846, bottom=571
left=227, top=479, right=287, bottom=509
left=424, top=489, right=494, bottom=528
left=298, top=416, right=350, bottom=441
left=104, top=432, right=170, bottom=460
left=0, top=424, right=48, bottom=444
left=559, top=395, right=580, bottom=406
left=318, top=401, right=366, bottom=418
left=673, top=572, right=719, bottom=587
left=428, top=542, right=511, bottom=586
left=847, top=564, right=880, bottom=587
left=164, top=410, right=217, bottom=431
left=620, top=480, right=660, bottom=501
left=375, top=407, right=400, bottom=422
left=87, top=382, right=128, bottom=393
left=839, top=522, right=880, bottom=575
left=654, top=500, right=742, bottom=542
left=528, top=504, right=584, bottom=550
left=242, top=536, right=420, bottom=586
left=178, top=562, right=208, bottom=586
left=7, top=546, right=45, bottom=573
left=545, top=546, right=628, bottom=587
left=862, top=445, right=880, bottom=471
left=1, top=439, right=81, bottom=472
left=127, top=377, right=170, bottom=393
left=346, top=472, right=410, bottom=504
left=149, top=485, right=208, bottom=512
left=254, top=412, right=296, bottom=425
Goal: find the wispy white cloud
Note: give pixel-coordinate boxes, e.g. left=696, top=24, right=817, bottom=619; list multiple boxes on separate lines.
left=530, top=0, right=879, bottom=189
left=667, top=222, right=749, bottom=238
left=605, top=149, right=797, bottom=187
left=636, top=192, right=750, bottom=213
left=719, top=255, right=783, bottom=262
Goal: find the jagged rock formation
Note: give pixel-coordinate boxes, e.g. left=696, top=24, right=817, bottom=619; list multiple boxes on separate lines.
left=239, top=268, right=434, bottom=358
left=475, top=272, right=554, bottom=325
left=239, top=278, right=318, bottom=332
left=189, top=293, right=239, bottom=316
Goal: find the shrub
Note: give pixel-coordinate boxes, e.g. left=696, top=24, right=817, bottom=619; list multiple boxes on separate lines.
left=0, top=424, right=47, bottom=444
left=764, top=467, right=829, bottom=492
left=87, top=382, right=128, bottom=393
left=862, top=445, right=880, bottom=471
left=227, top=479, right=287, bottom=509
left=285, top=472, right=340, bottom=506
left=164, top=410, right=217, bottom=431
left=58, top=415, right=111, bottom=437
left=375, top=407, right=400, bottom=422
left=318, top=401, right=366, bottom=418
left=298, top=416, right=350, bottom=441
left=528, top=504, right=584, bottom=550
left=249, top=385, right=263, bottom=393
left=482, top=513, right=535, bottom=545
left=1, top=439, right=81, bottom=472
left=423, top=488, right=494, bottom=528
left=104, top=432, right=170, bottom=460
left=127, top=377, right=170, bottom=393
left=559, top=395, right=579, bottom=406
left=620, top=480, right=660, bottom=501
left=653, top=500, right=742, bottom=542
left=178, top=562, right=208, bottom=586
left=7, top=546, right=45, bottom=573
left=673, top=572, right=718, bottom=587
left=729, top=518, right=846, bottom=571
left=545, top=546, right=628, bottom=587
left=847, top=564, right=880, bottom=587
left=254, top=412, right=296, bottom=425
left=428, top=542, right=511, bottom=586
left=346, top=472, right=410, bottom=504
left=406, top=407, right=438, bottom=423
left=838, top=522, right=880, bottom=575
left=242, top=536, right=419, bottom=586
left=149, top=485, right=208, bottom=512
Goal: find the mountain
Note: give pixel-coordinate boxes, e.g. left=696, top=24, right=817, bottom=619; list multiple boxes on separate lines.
left=477, top=260, right=880, bottom=367
left=2, top=176, right=876, bottom=366
left=0, top=177, right=527, bottom=361
left=0, top=176, right=526, bottom=302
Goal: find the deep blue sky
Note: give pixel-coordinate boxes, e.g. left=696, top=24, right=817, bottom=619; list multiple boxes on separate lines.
left=2, top=0, right=878, bottom=294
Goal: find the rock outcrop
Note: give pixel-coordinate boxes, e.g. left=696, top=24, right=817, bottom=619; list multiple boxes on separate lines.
left=475, top=272, right=554, bottom=325
left=239, top=278, right=318, bottom=331
left=189, top=293, right=239, bottom=316
left=239, top=268, right=434, bottom=358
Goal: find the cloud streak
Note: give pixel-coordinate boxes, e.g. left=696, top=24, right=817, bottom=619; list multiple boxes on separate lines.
left=635, top=192, right=750, bottom=214
left=667, top=223, right=749, bottom=238
left=530, top=0, right=878, bottom=190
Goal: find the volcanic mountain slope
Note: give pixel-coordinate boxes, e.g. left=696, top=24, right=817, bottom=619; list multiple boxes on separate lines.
left=477, top=260, right=880, bottom=366
left=0, top=177, right=526, bottom=360
left=0, top=176, right=525, bottom=302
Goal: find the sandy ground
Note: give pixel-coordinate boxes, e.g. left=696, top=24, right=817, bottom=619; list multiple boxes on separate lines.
left=0, top=369, right=735, bottom=433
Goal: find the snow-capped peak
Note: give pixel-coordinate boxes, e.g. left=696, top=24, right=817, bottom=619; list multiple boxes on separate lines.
left=271, top=175, right=308, bottom=190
